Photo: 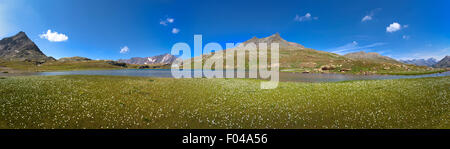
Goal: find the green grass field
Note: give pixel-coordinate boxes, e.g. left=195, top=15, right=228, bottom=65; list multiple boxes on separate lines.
left=0, top=60, right=124, bottom=72
left=0, top=75, right=448, bottom=129
left=377, top=69, right=448, bottom=75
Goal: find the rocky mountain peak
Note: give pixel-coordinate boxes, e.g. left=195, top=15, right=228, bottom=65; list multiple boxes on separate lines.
left=266, top=32, right=281, bottom=40
left=242, top=33, right=304, bottom=49
left=0, top=31, right=54, bottom=63
left=433, top=56, right=450, bottom=68
left=13, top=31, right=27, bottom=38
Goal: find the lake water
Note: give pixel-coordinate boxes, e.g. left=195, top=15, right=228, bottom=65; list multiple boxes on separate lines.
left=37, top=69, right=450, bottom=83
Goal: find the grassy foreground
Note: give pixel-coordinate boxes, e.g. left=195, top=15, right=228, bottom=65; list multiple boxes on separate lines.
left=0, top=75, right=448, bottom=129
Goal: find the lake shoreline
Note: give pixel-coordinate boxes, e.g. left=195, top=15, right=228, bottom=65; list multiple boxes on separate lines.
left=30, top=69, right=450, bottom=83
left=2, top=66, right=449, bottom=83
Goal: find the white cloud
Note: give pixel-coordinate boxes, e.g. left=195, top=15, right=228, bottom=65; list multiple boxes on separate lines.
left=294, top=13, right=317, bottom=22
left=167, top=18, right=174, bottom=23
left=171, top=28, right=180, bottom=34
left=329, top=41, right=386, bottom=55
left=361, top=9, right=381, bottom=22
left=160, top=17, right=174, bottom=26
left=386, top=22, right=402, bottom=33
left=402, top=35, right=410, bottom=40
left=361, top=15, right=372, bottom=22
left=159, top=20, right=168, bottom=26
left=160, top=17, right=179, bottom=34
left=120, top=46, right=129, bottom=54
left=39, top=30, right=68, bottom=42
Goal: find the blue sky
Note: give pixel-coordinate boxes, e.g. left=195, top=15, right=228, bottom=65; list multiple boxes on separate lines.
left=0, top=0, right=449, bottom=60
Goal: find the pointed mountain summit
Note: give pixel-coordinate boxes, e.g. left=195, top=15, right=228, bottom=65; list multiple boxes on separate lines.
left=433, top=56, right=450, bottom=68
left=0, top=31, right=54, bottom=63
left=242, top=33, right=304, bottom=49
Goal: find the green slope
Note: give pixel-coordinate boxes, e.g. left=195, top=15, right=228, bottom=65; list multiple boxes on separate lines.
left=186, top=33, right=438, bottom=74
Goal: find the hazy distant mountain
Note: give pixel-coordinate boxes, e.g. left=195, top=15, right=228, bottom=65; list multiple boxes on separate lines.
left=433, top=56, right=450, bottom=68
left=0, top=31, right=55, bottom=63
left=344, top=51, right=401, bottom=64
left=59, top=56, right=92, bottom=62
left=400, top=58, right=437, bottom=67
left=118, top=53, right=176, bottom=65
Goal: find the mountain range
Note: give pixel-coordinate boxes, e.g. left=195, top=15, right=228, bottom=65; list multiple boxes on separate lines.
left=0, top=32, right=176, bottom=66
left=400, top=58, right=438, bottom=67
left=0, top=31, right=448, bottom=72
left=118, top=53, right=176, bottom=65
left=188, top=33, right=433, bottom=74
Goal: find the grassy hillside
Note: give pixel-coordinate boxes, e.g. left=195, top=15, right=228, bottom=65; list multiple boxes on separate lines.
left=0, top=75, right=448, bottom=129
left=186, top=34, right=439, bottom=75
left=188, top=46, right=437, bottom=75
left=344, top=51, right=402, bottom=64
left=0, top=59, right=174, bottom=73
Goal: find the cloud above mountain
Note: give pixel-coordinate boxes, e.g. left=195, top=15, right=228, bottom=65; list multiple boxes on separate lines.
left=172, top=28, right=180, bottom=34
left=39, top=30, right=68, bottom=42
left=361, top=15, right=372, bottom=22
left=402, top=35, right=410, bottom=40
left=294, top=13, right=318, bottom=22
left=160, top=17, right=174, bottom=26
left=120, top=46, right=129, bottom=54
left=361, top=8, right=381, bottom=22
left=159, top=16, right=180, bottom=34
left=329, top=41, right=386, bottom=55
left=386, top=22, right=402, bottom=33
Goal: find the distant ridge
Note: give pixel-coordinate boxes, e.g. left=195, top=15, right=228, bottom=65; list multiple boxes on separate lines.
left=118, top=53, right=176, bottom=65
left=0, top=31, right=55, bottom=63
left=400, top=58, right=437, bottom=67
left=344, top=51, right=401, bottom=64
left=59, top=56, right=92, bottom=62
